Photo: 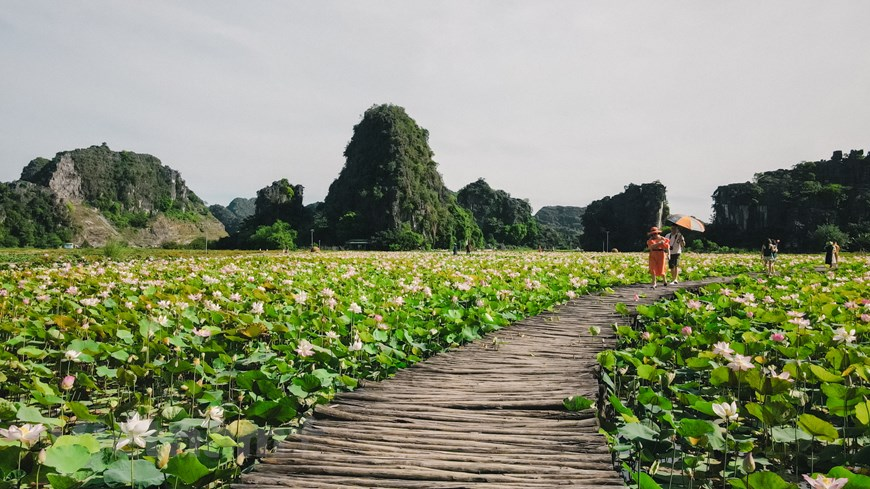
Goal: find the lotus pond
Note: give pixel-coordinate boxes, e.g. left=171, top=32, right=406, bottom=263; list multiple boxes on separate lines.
left=0, top=250, right=760, bottom=488
left=601, top=254, right=870, bottom=489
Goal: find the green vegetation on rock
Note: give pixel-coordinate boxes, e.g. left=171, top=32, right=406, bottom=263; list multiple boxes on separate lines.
left=0, top=182, right=73, bottom=247
left=323, top=104, right=481, bottom=249
left=456, top=178, right=539, bottom=248
left=710, top=149, right=870, bottom=251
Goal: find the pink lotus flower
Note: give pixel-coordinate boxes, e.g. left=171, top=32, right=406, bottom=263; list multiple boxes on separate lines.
left=770, top=332, right=786, bottom=342
left=711, top=342, right=734, bottom=357
left=727, top=354, right=755, bottom=371
left=349, top=302, right=362, bottom=314
left=687, top=300, right=702, bottom=310
left=61, top=375, right=75, bottom=391
left=193, top=328, right=212, bottom=338
left=861, top=314, right=870, bottom=323
left=641, top=332, right=651, bottom=341
left=348, top=338, right=363, bottom=351
left=680, top=326, right=692, bottom=336
left=802, top=474, right=848, bottom=489
left=295, top=340, right=315, bottom=357
left=251, top=302, right=264, bottom=315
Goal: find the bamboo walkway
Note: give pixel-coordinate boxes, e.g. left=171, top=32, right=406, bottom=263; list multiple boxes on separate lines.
left=236, top=277, right=733, bottom=489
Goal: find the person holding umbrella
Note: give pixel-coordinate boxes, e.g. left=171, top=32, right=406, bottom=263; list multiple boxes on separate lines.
left=647, top=227, right=670, bottom=288
left=665, top=226, right=686, bottom=284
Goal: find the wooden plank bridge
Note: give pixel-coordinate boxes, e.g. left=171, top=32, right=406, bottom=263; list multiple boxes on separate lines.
left=236, top=277, right=732, bottom=489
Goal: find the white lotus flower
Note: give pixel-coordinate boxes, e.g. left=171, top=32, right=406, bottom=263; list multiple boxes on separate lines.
left=711, top=342, right=734, bottom=358
left=0, top=423, right=46, bottom=446
left=201, top=405, right=225, bottom=427
left=711, top=401, right=739, bottom=423
left=833, top=327, right=856, bottom=344
left=115, top=413, right=156, bottom=450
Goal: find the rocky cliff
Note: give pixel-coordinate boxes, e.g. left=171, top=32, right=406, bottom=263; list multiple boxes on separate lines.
left=710, top=149, right=870, bottom=250
left=8, top=144, right=227, bottom=247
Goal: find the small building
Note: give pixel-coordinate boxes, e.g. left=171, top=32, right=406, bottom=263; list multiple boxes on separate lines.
left=345, top=239, right=370, bottom=250
left=62, top=243, right=76, bottom=249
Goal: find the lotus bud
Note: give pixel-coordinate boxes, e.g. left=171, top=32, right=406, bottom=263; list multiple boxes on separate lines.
left=180, top=384, right=189, bottom=391
left=162, top=337, right=170, bottom=345
left=156, top=444, right=171, bottom=469
left=193, top=358, right=201, bottom=366
left=236, top=453, right=246, bottom=467
left=146, top=387, right=153, bottom=395
left=38, top=449, right=46, bottom=465
left=196, top=379, right=203, bottom=387
left=742, top=452, right=755, bottom=473
left=60, top=375, right=75, bottom=391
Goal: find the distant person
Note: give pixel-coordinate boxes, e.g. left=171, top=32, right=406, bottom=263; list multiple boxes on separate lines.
left=825, top=241, right=834, bottom=268
left=646, top=227, right=670, bottom=289
left=833, top=241, right=841, bottom=269
left=465, top=241, right=472, bottom=255
left=761, top=238, right=778, bottom=275
left=664, top=226, right=686, bottom=284
left=453, top=242, right=459, bottom=255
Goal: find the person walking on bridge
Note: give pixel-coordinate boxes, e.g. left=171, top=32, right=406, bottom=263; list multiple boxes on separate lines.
left=646, top=227, right=670, bottom=289
left=665, top=226, right=686, bottom=285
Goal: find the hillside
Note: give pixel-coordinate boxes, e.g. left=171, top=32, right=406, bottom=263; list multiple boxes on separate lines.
left=456, top=178, right=538, bottom=247
left=6, top=144, right=227, bottom=247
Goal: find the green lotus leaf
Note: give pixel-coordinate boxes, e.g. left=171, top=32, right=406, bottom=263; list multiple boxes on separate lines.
left=45, top=474, right=82, bottom=489
left=164, top=452, right=211, bottom=484
left=103, top=459, right=164, bottom=488
left=797, top=413, right=839, bottom=442
left=855, top=399, right=870, bottom=426
left=618, top=422, right=659, bottom=442
left=637, top=471, right=662, bottom=489
left=563, top=396, right=594, bottom=412
left=225, top=419, right=259, bottom=440
left=17, top=405, right=64, bottom=427
left=809, top=364, right=844, bottom=383
left=44, top=444, right=91, bottom=474
left=53, top=434, right=101, bottom=454
left=728, top=471, right=797, bottom=489
left=827, top=466, right=870, bottom=489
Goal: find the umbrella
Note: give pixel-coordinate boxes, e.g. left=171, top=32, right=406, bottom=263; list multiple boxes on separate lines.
left=666, top=214, right=706, bottom=232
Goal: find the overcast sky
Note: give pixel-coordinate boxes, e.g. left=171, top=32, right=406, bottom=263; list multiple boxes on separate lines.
left=2, top=2, right=869, bottom=221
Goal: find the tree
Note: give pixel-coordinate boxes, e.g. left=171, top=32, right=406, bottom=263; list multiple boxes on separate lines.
left=251, top=221, right=298, bottom=251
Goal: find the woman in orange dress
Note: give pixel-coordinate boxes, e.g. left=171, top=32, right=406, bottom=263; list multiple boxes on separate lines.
left=646, top=227, right=670, bottom=288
